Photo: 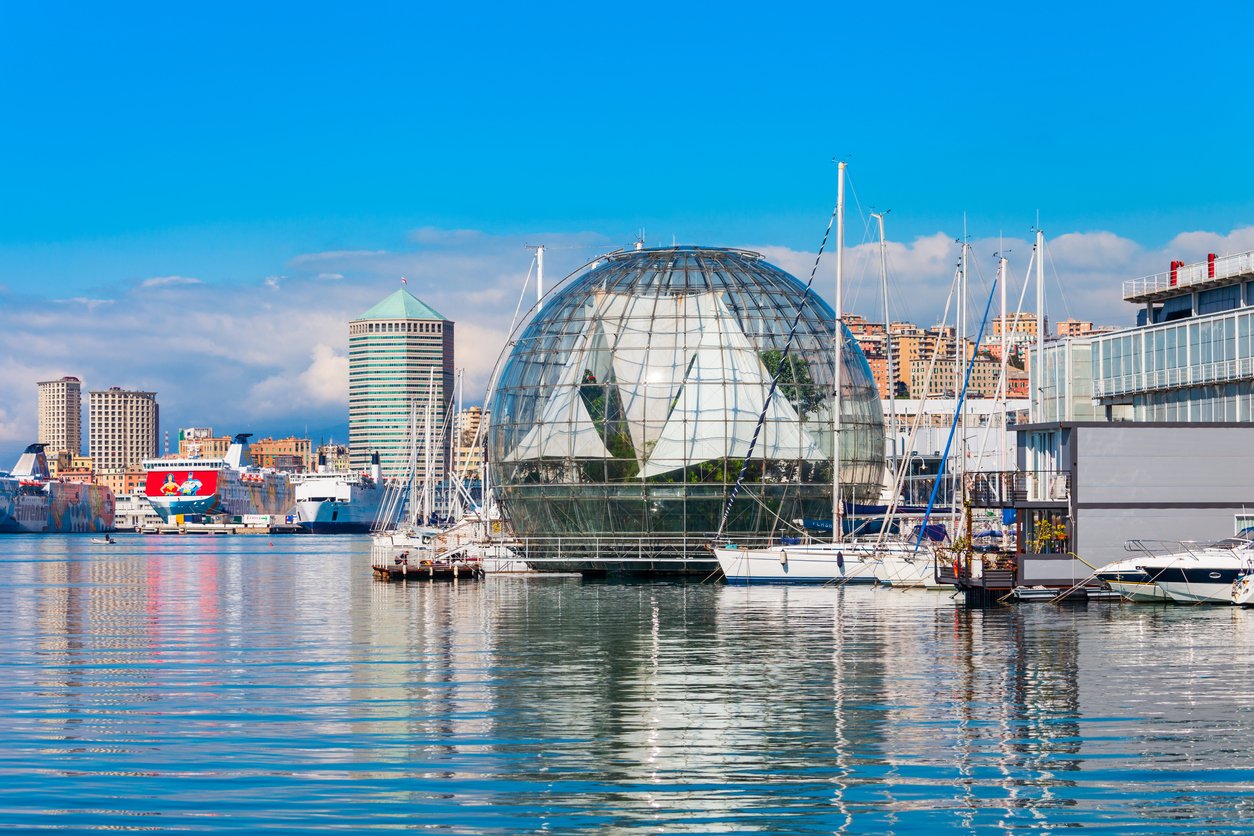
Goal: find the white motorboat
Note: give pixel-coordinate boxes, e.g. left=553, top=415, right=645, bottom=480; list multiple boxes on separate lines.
left=1094, top=554, right=1171, bottom=602
left=1132, top=538, right=1254, bottom=604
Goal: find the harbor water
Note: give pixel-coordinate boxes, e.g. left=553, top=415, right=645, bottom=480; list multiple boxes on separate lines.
left=3, top=535, right=1254, bottom=833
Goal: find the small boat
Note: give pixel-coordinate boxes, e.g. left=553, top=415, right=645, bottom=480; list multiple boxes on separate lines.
left=90, top=537, right=118, bottom=545
left=1134, top=537, right=1254, bottom=604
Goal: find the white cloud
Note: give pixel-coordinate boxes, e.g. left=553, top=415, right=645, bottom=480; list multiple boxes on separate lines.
left=55, top=297, right=115, bottom=312
left=141, top=275, right=202, bottom=288
left=246, top=344, right=348, bottom=418
left=289, top=249, right=388, bottom=267
left=315, top=272, right=344, bottom=282
left=6, top=223, right=1254, bottom=462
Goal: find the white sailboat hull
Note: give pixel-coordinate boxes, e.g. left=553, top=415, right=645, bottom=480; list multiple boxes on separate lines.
left=715, top=543, right=886, bottom=584
left=873, top=552, right=947, bottom=588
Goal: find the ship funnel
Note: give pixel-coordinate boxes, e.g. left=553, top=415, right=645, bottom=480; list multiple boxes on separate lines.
left=225, top=434, right=253, bottom=469
left=11, top=443, right=51, bottom=481
left=370, top=450, right=381, bottom=482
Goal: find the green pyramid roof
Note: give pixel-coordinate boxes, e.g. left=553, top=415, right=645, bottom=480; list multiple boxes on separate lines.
left=355, top=288, right=447, bottom=321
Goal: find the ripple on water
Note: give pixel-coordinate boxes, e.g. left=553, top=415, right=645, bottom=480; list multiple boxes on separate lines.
left=2, top=535, right=1254, bottom=831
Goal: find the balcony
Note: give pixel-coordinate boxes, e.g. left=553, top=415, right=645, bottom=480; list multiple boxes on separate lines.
left=1122, top=251, right=1254, bottom=303
left=964, top=470, right=1070, bottom=506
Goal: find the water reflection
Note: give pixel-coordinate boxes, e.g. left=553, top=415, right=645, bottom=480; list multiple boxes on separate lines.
left=2, top=536, right=1254, bottom=831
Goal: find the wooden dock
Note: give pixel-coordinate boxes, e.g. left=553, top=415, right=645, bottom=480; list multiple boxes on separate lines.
left=371, top=556, right=484, bottom=582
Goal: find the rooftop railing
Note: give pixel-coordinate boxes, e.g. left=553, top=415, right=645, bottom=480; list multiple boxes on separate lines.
left=1122, top=251, right=1254, bottom=301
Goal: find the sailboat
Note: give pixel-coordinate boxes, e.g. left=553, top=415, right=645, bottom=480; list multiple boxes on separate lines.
left=714, top=162, right=923, bottom=584
left=370, top=373, right=485, bottom=580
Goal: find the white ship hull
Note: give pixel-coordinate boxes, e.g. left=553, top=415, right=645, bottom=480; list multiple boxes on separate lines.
left=289, top=463, right=383, bottom=534
left=873, top=551, right=947, bottom=588
left=715, top=542, right=887, bottom=584
left=291, top=485, right=382, bottom=533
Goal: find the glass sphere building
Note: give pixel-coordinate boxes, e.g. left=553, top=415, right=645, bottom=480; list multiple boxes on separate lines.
left=487, top=246, right=885, bottom=570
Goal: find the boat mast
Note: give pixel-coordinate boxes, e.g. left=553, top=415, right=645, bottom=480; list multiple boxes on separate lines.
left=998, top=254, right=1009, bottom=472
left=833, top=160, right=846, bottom=543
left=422, top=369, right=435, bottom=524
left=957, top=221, right=968, bottom=519
left=872, top=211, right=896, bottom=463
left=1034, top=228, right=1045, bottom=424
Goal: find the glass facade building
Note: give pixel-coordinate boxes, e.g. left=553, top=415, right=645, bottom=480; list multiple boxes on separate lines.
left=487, top=246, right=885, bottom=565
left=1030, top=251, right=1254, bottom=424
left=348, top=290, right=454, bottom=479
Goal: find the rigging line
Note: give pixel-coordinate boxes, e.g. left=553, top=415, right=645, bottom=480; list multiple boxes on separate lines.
left=1043, top=240, right=1076, bottom=324
left=507, top=257, right=537, bottom=342
left=913, top=274, right=999, bottom=554
left=714, top=200, right=840, bottom=539
left=877, top=275, right=958, bottom=545
left=844, top=174, right=877, bottom=315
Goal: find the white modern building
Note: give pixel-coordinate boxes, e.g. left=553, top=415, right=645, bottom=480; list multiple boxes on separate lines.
left=1019, top=249, right=1254, bottom=568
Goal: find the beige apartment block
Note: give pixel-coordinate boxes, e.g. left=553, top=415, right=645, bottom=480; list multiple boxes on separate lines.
left=37, top=376, right=82, bottom=456
left=89, top=388, right=159, bottom=472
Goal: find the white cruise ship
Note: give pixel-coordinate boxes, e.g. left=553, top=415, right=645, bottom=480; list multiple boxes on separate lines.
left=289, top=452, right=384, bottom=533
left=144, top=434, right=294, bottom=522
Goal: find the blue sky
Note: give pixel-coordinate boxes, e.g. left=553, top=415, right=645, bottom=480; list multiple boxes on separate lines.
left=3, top=1, right=1254, bottom=462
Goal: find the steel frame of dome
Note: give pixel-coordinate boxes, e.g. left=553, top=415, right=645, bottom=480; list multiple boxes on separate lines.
left=486, top=246, right=885, bottom=571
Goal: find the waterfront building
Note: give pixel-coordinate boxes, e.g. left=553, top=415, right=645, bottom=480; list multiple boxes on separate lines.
left=993, top=312, right=1039, bottom=337
left=179, top=428, right=232, bottom=460
left=348, top=289, right=454, bottom=480
left=884, top=397, right=1028, bottom=507
left=250, top=436, right=312, bottom=472
left=1016, top=248, right=1254, bottom=570
left=37, top=376, right=82, bottom=457
left=94, top=466, right=146, bottom=497
left=486, top=246, right=884, bottom=571
left=48, top=452, right=95, bottom=484
left=315, top=443, right=352, bottom=472
left=114, top=489, right=161, bottom=531
left=453, top=406, right=484, bottom=481
left=89, top=388, right=158, bottom=473
left=908, top=355, right=1001, bottom=399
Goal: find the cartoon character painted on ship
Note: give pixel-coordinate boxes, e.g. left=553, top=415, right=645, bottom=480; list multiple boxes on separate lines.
left=160, top=473, right=180, bottom=495
left=179, top=473, right=203, bottom=495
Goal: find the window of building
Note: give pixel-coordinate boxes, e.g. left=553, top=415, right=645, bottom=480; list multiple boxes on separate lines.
left=1158, top=294, right=1193, bottom=323
left=1198, top=284, right=1241, bottom=316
